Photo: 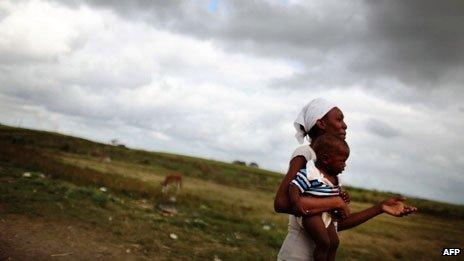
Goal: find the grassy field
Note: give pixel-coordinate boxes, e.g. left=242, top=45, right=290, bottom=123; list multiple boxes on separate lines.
left=0, top=124, right=463, bottom=260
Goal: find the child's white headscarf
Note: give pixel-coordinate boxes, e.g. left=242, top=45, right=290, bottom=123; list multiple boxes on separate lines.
left=294, top=98, right=336, bottom=144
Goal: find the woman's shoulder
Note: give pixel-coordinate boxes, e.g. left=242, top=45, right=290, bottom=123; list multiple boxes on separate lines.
left=291, top=145, right=316, bottom=162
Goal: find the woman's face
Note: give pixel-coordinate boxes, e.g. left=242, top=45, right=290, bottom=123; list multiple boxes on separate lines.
left=322, top=107, right=347, bottom=139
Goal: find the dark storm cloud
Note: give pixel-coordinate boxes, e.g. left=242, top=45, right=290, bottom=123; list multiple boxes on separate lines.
left=365, top=118, right=401, bottom=138
left=56, top=0, right=206, bottom=30
left=53, top=0, right=365, bottom=60
left=57, top=0, right=464, bottom=99
left=354, top=0, right=464, bottom=89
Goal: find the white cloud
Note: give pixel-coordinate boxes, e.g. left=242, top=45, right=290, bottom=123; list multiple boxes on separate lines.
left=1, top=0, right=463, bottom=204
left=0, top=0, right=102, bottom=63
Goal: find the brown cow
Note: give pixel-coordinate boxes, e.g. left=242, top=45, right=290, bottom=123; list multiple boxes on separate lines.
left=162, top=174, right=182, bottom=195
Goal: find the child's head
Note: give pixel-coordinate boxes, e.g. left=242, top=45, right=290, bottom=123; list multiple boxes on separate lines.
left=313, top=134, right=350, bottom=176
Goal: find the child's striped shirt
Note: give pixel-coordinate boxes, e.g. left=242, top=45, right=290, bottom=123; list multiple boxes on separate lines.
left=291, top=163, right=340, bottom=197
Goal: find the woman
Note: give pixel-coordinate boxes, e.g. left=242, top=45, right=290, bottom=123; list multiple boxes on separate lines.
left=276, top=98, right=416, bottom=261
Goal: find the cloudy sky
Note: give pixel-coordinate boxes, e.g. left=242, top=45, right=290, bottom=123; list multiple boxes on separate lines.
left=1, top=0, right=463, bottom=204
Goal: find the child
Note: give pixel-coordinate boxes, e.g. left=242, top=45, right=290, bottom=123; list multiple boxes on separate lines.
left=289, top=133, right=350, bottom=261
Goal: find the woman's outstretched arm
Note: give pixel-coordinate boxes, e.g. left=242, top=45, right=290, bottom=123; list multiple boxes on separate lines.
left=274, top=156, right=348, bottom=216
left=337, top=196, right=417, bottom=231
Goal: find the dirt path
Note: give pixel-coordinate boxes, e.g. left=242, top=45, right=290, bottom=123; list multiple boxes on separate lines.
left=0, top=215, right=150, bottom=261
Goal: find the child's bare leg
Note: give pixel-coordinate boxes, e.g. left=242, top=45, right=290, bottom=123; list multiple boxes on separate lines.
left=302, top=215, right=330, bottom=261
left=326, top=222, right=339, bottom=261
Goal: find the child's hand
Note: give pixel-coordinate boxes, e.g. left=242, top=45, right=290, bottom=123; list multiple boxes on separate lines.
left=340, top=190, right=350, bottom=204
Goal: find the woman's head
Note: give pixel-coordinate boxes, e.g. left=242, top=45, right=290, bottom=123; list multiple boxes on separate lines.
left=309, top=107, right=347, bottom=140
left=294, top=98, right=347, bottom=144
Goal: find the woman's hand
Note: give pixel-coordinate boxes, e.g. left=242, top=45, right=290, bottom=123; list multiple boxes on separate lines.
left=334, top=197, right=350, bottom=219
left=340, top=190, right=350, bottom=204
left=331, top=200, right=350, bottom=220
left=380, top=196, right=418, bottom=217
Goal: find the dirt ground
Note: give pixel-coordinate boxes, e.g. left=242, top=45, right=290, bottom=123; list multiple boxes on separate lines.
left=0, top=214, right=149, bottom=261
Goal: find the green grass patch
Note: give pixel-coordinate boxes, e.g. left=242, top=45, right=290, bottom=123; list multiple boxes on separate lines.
left=1, top=125, right=463, bottom=260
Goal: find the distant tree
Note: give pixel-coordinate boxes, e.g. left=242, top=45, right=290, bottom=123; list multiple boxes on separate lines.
left=232, top=160, right=246, bottom=166
left=140, top=159, right=150, bottom=165
left=249, top=162, right=259, bottom=168
left=11, top=136, right=26, bottom=145
left=60, top=143, right=72, bottom=152
left=110, top=139, right=119, bottom=146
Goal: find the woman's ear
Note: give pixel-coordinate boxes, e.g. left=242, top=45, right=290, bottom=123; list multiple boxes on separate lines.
left=315, top=119, right=326, bottom=130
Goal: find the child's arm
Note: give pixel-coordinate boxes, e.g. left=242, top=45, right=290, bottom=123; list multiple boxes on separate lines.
left=274, top=156, right=348, bottom=215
